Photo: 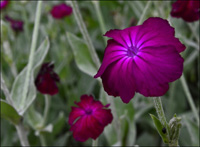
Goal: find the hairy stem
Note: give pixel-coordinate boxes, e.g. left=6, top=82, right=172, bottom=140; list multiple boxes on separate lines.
left=21, top=1, right=43, bottom=107
left=137, top=1, right=152, bottom=25
left=92, top=1, right=107, bottom=44
left=169, top=141, right=178, bottom=147
left=153, top=97, right=170, bottom=141
left=39, top=133, right=46, bottom=146
left=180, top=75, right=199, bottom=125
left=43, top=95, right=51, bottom=126
left=15, top=122, right=30, bottom=146
left=69, top=0, right=101, bottom=68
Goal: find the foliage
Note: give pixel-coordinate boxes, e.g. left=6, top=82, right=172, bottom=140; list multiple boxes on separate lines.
left=1, top=1, right=199, bottom=146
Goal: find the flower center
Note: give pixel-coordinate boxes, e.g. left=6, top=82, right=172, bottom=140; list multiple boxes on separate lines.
left=127, top=46, right=138, bottom=57
left=85, top=109, right=93, bottom=115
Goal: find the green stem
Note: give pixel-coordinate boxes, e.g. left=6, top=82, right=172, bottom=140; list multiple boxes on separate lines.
left=43, top=95, right=51, bottom=126
left=187, top=23, right=199, bottom=44
left=92, top=1, right=107, bottom=44
left=39, top=133, right=46, bottom=146
left=69, top=0, right=101, bottom=68
left=153, top=97, right=168, bottom=127
left=21, top=1, right=43, bottom=107
left=180, top=75, right=199, bottom=125
left=169, top=141, right=178, bottom=147
left=92, top=139, right=98, bottom=146
left=137, top=1, right=152, bottom=25
left=15, top=122, right=30, bottom=146
left=153, top=97, right=170, bottom=140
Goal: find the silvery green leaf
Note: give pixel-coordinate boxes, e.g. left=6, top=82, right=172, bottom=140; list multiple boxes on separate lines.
left=11, top=38, right=50, bottom=115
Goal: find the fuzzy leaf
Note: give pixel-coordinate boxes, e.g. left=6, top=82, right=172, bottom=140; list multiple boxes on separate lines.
left=150, top=114, right=169, bottom=143
left=11, top=38, right=50, bottom=115
left=183, top=116, right=199, bottom=146
left=25, top=105, right=43, bottom=130
left=67, top=32, right=97, bottom=77
left=0, top=100, right=21, bottom=125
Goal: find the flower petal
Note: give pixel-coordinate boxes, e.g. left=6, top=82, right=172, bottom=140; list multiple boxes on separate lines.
left=51, top=3, right=72, bottom=19
left=35, top=73, right=59, bottom=95
left=136, top=17, right=185, bottom=53
left=102, top=57, right=136, bottom=103
left=133, top=45, right=183, bottom=96
left=104, top=26, right=141, bottom=49
left=70, top=116, right=90, bottom=142
left=75, top=95, right=93, bottom=109
left=93, top=109, right=113, bottom=126
left=68, top=107, right=85, bottom=125
left=171, top=0, right=200, bottom=22
left=70, top=115, right=104, bottom=142
left=94, top=39, right=127, bottom=78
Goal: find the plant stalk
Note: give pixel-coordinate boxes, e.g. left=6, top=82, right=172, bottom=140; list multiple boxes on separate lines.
left=69, top=0, right=101, bottom=68
left=21, top=1, right=43, bottom=107
left=92, top=139, right=98, bottom=146
left=92, top=1, right=107, bottom=44
left=153, top=97, right=170, bottom=141
left=43, top=95, right=51, bottom=126
left=169, top=141, right=178, bottom=147
left=137, top=1, right=152, bottom=25
left=180, top=75, right=199, bottom=125
left=39, top=133, right=46, bottom=146
left=15, top=122, right=30, bottom=146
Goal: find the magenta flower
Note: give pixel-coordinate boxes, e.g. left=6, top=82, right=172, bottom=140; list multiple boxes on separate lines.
left=94, top=17, right=186, bottom=103
left=50, top=3, right=72, bottom=19
left=171, top=0, right=200, bottom=22
left=0, top=0, right=9, bottom=9
left=5, top=16, right=24, bottom=32
left=68, top=95, right=113, bottom=142
left=35, top=62, right=60, bottom=96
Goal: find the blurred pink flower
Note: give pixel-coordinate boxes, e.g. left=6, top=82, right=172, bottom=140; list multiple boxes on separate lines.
left=0, top=0, right=9, bottom=10
left=35, top=62, right=60, bottom=96
left=5, top=16, right=24, bottom=32
left=69, top=95, right=113, bottom=142
left=94, top=17, right=186, bottom=103
left=50, top=3, right=72, bottom=19
left=171, top=0, right=200, bottom=22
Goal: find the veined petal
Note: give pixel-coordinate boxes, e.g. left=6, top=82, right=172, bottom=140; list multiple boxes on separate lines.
left=68, top=107, right=85, bottom=125
left=70, top=116, right=91, bottom=142
left=133, top=45, right=183, bottom=96
left=104, top=29, right=129, bottom=48
left=102, top=57, right=136, bottom=103
left=94, top=39, right=127, bottom=78
left=136, top=17, right=185, bottom=53
left=93, top=109, right=113, bottom=126
left=75, top=95, right=93, bottom=109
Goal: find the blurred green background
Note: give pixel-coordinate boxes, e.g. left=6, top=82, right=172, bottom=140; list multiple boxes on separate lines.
left=1, top=1, right=199, bottom=146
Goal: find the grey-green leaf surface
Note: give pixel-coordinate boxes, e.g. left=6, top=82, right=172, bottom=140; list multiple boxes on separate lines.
left=0, top=100, right=21, bottom=125
left=67, top=32, right=97, bottom=77
left=11, top=38, right=50, bottom=115
left=183, top=116, right=199, bottom=146
left=150, top=114, right=169, bottom=144
left=25, top=105, right=43, bottom=130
